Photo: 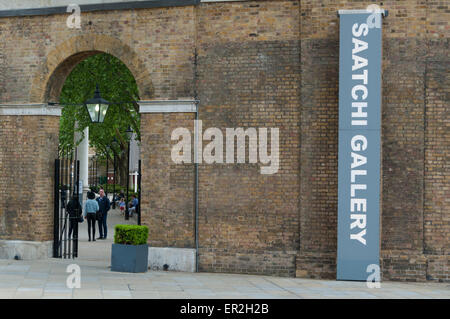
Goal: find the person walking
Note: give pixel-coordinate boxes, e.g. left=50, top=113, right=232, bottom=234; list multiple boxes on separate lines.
left=96, top=188, right=111, bottom=240
left=84, top=191, right=99, bottom=242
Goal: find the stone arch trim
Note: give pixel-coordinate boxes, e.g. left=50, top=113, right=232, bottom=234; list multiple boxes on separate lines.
left=30, top=33, right=154, bottom=103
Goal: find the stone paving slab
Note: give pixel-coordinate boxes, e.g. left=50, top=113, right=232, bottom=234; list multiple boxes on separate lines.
left=0, top=256, right=449, bottom=299
left=0, top=209, right=449, bottom=299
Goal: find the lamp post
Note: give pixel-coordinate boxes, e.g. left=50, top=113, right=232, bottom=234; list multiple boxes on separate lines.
left=84, top=84, right=110, bottom=192
left=92, top=155, right=96, bottom=188
left=89, top=156, right=93, bottom=187
left=112, top=138, right=117, bottom=209
left=94, top=156, right=97, bottom=188
left=125, top=126, right=133, bottom=220
left=105, top=145, right=110, bottom=195
left=95, top=155, right=98, bottom=188
left=84, top=84, right=110, bottom=123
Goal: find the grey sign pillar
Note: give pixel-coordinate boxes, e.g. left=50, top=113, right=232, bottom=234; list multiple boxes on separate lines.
left=337, top=9, right=387, bottom=281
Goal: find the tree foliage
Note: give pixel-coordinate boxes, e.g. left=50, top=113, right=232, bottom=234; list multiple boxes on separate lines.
left=59, top=53, right=140, bottom=184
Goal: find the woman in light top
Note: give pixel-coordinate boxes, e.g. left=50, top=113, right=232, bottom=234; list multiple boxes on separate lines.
left=84, top=191, right=99, bottom=242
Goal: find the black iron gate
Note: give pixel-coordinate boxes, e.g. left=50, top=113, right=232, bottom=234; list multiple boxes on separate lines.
left=137, top=159, right=141, bottom=225
left=53, top=149, right=80, bottom=259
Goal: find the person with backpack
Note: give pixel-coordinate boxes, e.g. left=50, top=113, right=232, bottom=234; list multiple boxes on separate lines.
left=84, top=191, right=99, bottom=242
left=67, top=194, right=82, bottom=239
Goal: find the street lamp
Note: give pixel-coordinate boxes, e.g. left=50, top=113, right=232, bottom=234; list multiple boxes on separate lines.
left=90, top=155, right=96, bottom=188
left=95, top=155, right=99, bottom=188
left=84, top=84, right=110, bottom=123
left=125, top=126, right=133, bottom=220
left=94, top=155, right=98, bottom=188
left=111, top=138, right=118, bottom=209
left=105, top=145, right=110, bottom=195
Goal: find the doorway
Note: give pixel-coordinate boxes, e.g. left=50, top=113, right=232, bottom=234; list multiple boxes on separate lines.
left=52, top=52, right=143, bottom=260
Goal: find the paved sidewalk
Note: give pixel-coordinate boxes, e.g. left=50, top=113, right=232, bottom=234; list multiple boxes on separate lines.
left=0, top=209, right=448, bottom=299
left=0, top=257, right=449, bottom=299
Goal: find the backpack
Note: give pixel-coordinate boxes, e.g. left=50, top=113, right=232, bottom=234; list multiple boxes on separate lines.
left=67, top=198, right=83, bottom=222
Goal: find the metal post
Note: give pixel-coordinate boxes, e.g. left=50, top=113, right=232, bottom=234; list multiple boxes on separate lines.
left=96, top=157, right=98, bottom=187
left=65, top=155, right=69, bottom=258
left=195, top=105, right=199, bottom=273
left=92, top=157, right=97, bottom=187
left=125, top=139, right=130, bottom=220
left=53, top=159, right=60, bottom=258
left=59, top=157, right=63, bottom=259
left=91, top=157, right=94, bottom=187
left=67, top=152, right=72, bottom=259
left=106, top=151, right=109, bottom=195
left=73, top=160, right=80, bottom=258
left=63, top=154, right=68, bottom=259
left=138, top=160, right=141, bottom=226
left=69, top=148, right=73, bottom=200
left=112, top=151, right=116, bottom=209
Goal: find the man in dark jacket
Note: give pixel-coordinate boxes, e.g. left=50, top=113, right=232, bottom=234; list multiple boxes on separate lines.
left=96, top=189, right=111, bottom=239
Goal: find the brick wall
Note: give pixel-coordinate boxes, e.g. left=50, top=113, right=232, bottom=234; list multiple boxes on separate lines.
left=297, top=0, right=449, bottom=281
left=425, top=63, right=449, bottom=256
left=196, top=1, right=301, bottom=277
left=0, top=115, right=59, bottom=241
left=0, top=0, right=448, bottom=281
left=296, top=13, right=339, bottom=279
left=140, top=112, right=196, bottom=248
left=0, top=6, right=195, bottom=103
left=379, top=2, right=427, bottom=280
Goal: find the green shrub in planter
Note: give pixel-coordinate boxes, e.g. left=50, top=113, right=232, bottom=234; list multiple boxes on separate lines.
left=114, top=224, right=148, bottom=245
left=112, top=225, right=149, bottom=273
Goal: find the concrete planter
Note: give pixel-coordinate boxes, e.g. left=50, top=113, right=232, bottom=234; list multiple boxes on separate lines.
left=111, top=243, right=148, bottom=273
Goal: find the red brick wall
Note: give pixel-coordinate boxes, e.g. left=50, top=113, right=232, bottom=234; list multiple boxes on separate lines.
left=196, top=1, right=301, bottom=277
left=140, top=113, right=196, bottom=248
left=0, top=115, right=59, bottom=241
left=297, top=0, right=449, bottom=281
left=0, top=0, right=447, bottom=281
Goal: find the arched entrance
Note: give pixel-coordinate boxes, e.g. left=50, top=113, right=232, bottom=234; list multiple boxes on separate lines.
left=43, top=36, right=152, bottom=260
left=0, top=34, right=155, bottom=261
left=0, top=28, right=198, bottom=269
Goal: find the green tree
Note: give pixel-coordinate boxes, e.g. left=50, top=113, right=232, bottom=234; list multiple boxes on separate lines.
left=59, top=53, right=140, bottom=186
